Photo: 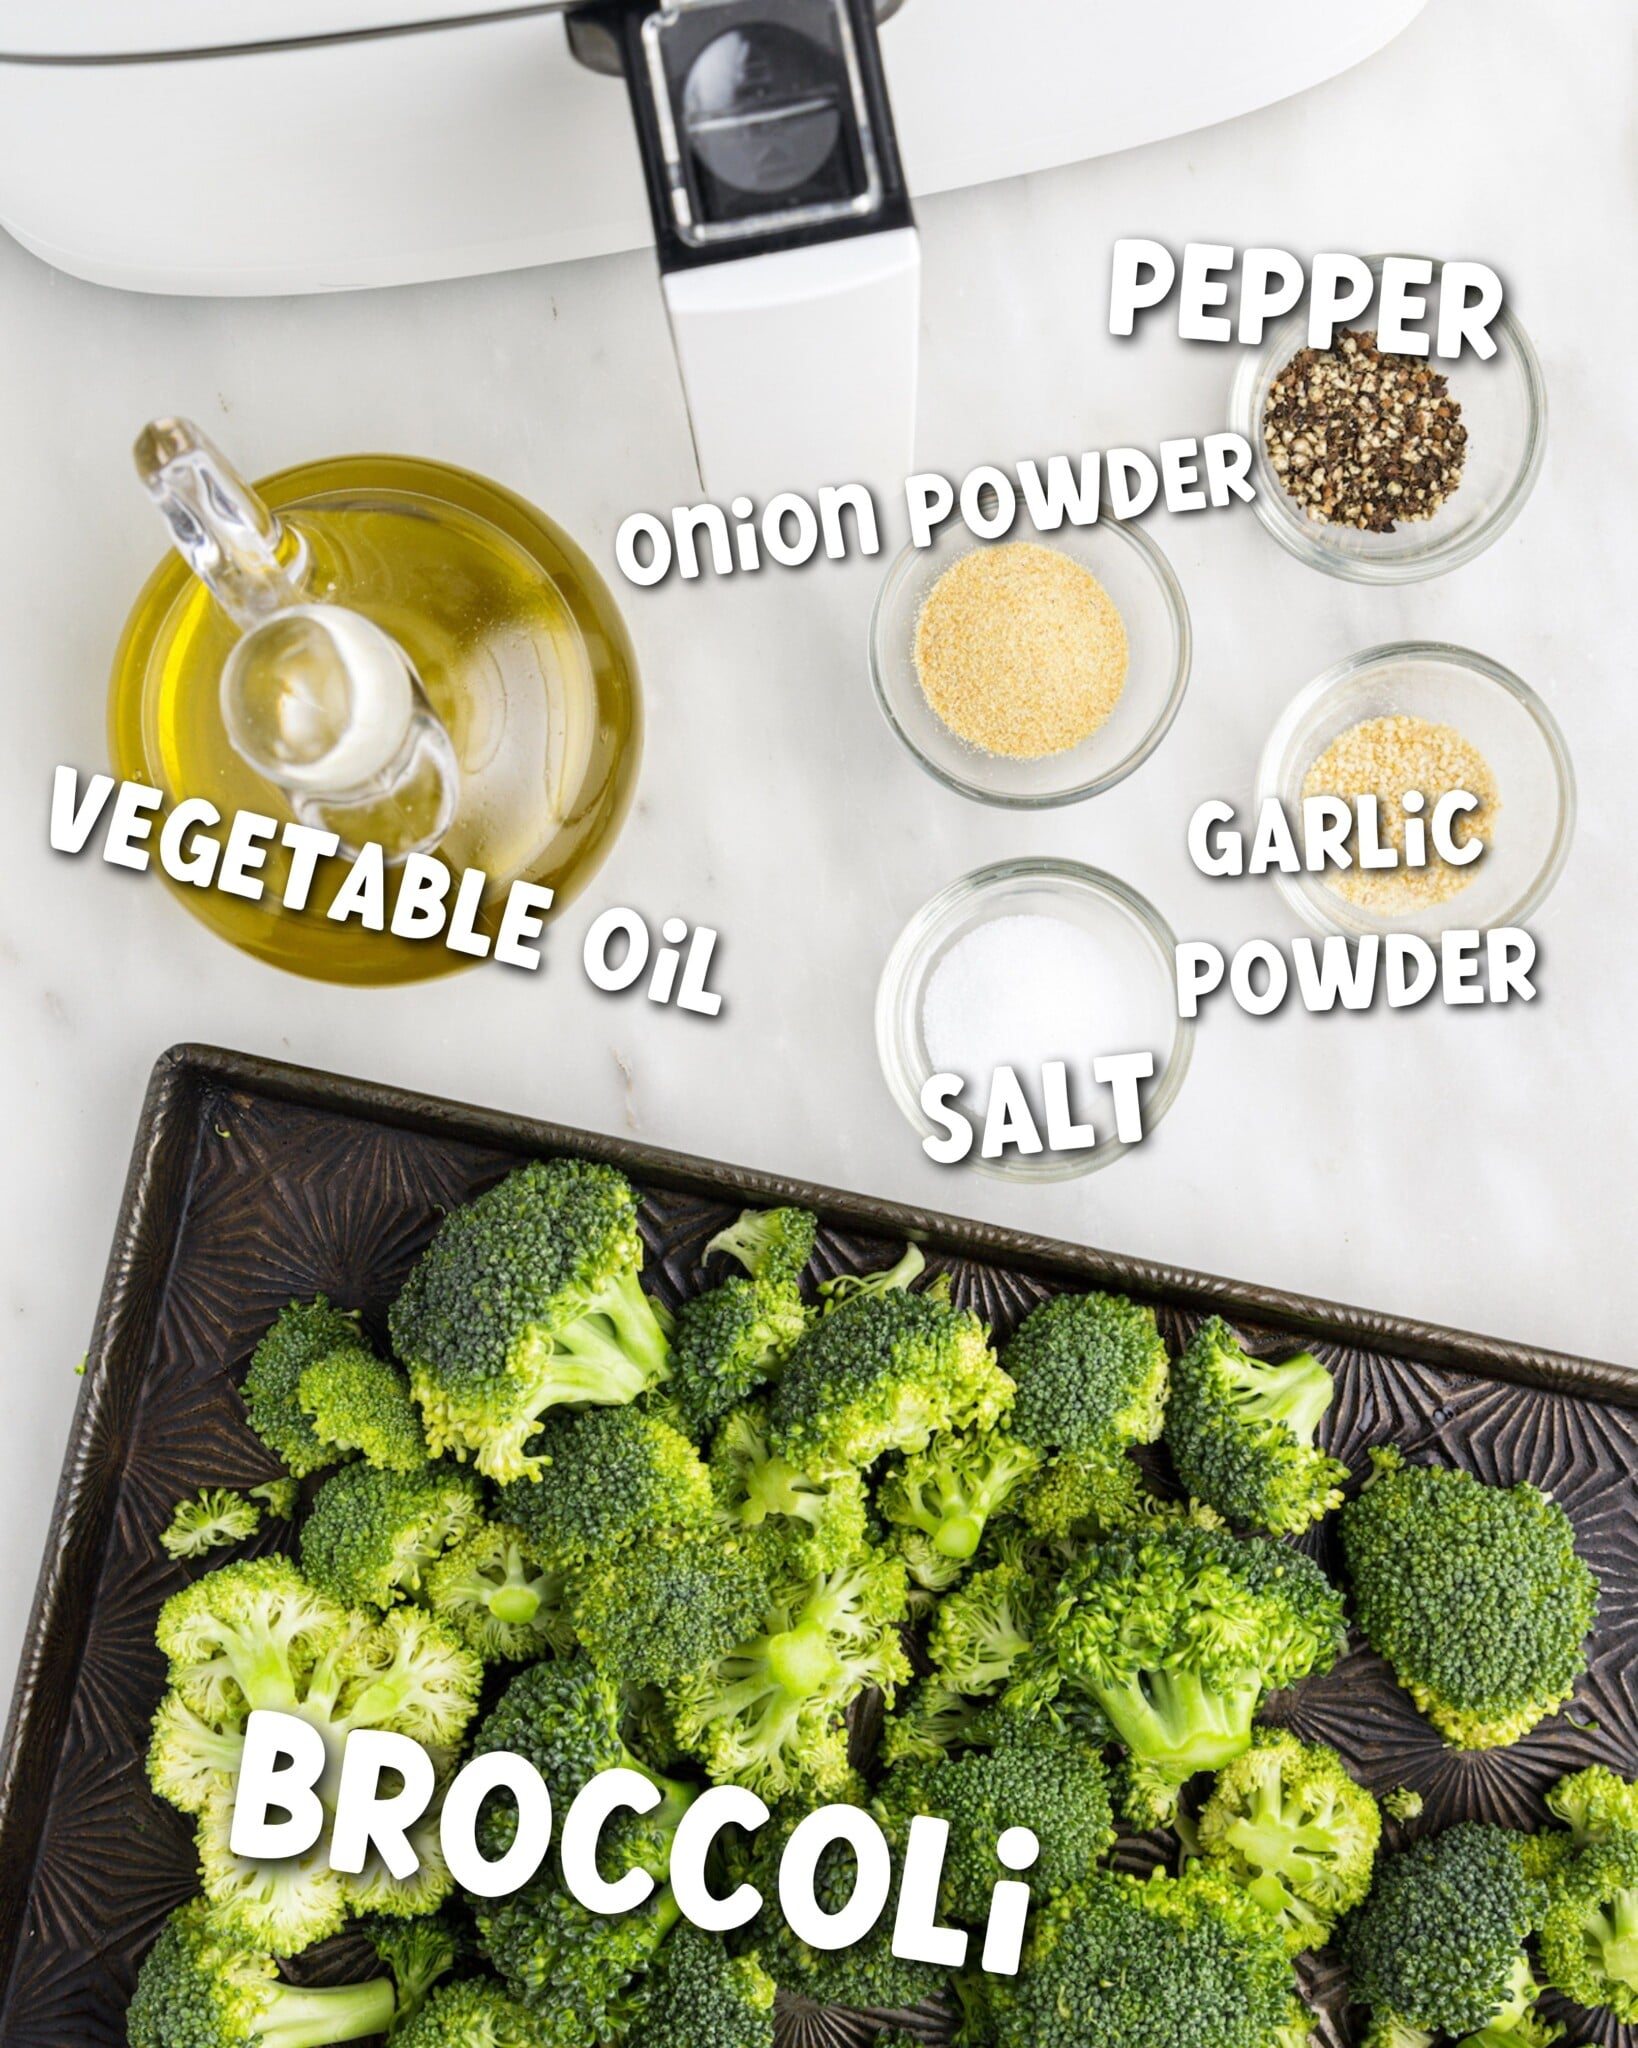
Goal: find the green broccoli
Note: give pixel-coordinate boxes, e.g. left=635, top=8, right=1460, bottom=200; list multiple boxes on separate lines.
left=670, top=1547, right=911, bottom=1798
left=768, top=1272, right=1013, bottom=1471
left=926, top=1560, right=1041, bottom=1698
left=1041, top=1522, right=1346, bottom=1824
left=874, top=1721, right=1115, bottom=1922
left=1546, top=1764, right=1638, bottom=1844
left=500, top=1406, right=714, bottom=1560
left=300, top=1462, right=483, bottom=1611
left=1195, top=1729, right=1381, bottom=1953
left=241, top=1297, right=369, bottom=1479
left=148, top=1557, right=482, bottom=1949
left=1000, top=1292, right=1169, bottom=1538
left=1163, top=1318, right=1348, bottom=1536
left=1339, top=1447, right=1600, bottom=1749
left=249, top=1477, right=301, bottom=1520
left=878, top=1677, right=988, bottom=1768
left=1340, top=1822, right=1548, bottom=2044
left=638, top=1923, right=776, bottom=2048
left=1449, top=1961, right=1564, bottom=2047
left=464, top=1655, right=692, bottom=1860
left=567, top=1530, right=769, bottom=1692
left=1383, top=1787, right=1425, bottom=1825
left=392, top=1978, right=543, bottom=2048
left=353, top=1911, right=460, bottom=2030
left=705, top=1205, right=819, bottom=1288
left=745, top=1785, right=952, bottom=2016
left=707, top=1400, right=868, bottom=1573
left=662, top=1276, right=809, bottom=1438
left=476, top=1870, right=680, bottom=2045
left=989, top=1865, right=1304, bottom=2048
left=1539, top=1827, right=1638, bottom=2021
left=126, top=1902, right=399, bottom=2048
left=389, top=1159, right=673, bottom=1484
left=878, top=1428, right=1039, bottom=1590
left=422, top=1519, right=575, bottom=1663
left=161, top=1486, right=263, bottom=1560
left=299, top=1344, right=428, bottom=1473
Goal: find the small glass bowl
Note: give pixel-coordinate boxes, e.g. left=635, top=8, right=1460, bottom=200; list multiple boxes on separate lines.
left=1258, top=643, right=1575, bottom=941
left=868, top=517, right=1191, bottom=807
left=875, top=858, right=1194, bottom=1182
left=1230, top=258, right=1547, bottom=583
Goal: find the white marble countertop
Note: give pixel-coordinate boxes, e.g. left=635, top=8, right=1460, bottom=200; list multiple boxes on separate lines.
left=1, top=0, right=1634, bottom=1712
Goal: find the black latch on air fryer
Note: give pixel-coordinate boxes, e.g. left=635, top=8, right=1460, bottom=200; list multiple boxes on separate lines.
left=589, top=0, right=913, bottom=272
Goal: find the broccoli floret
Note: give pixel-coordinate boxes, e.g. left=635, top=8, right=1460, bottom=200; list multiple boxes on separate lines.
left=1163, top=1318, right=1348, bottom=1536
left=299, top=1345, right=428, bottom=1473
left=353, top=1911, right=460, bottom=2030
left=1196, top=1730, right=1381, bottom=1952
left=465, top=1655, right=690, bottom=1859
left=879, top=1428, right=1039, bottom=1589
left=708, top=1400, right=868, bottom=1573
left=127, top=1902, right=399, bottom=2048
left=990, top=1865, right=1303, bottom=2048
left=1383, top=1787, right=1425, bottom=1825
left=662, top=1277, right=809, bottom=1437
left=1546, top=1764, right=1638, bottom=1844
left=476, top=1874, right=679, bottom=2044
left=249, top=1477, right=301, bottom=1520
left=301, top=1463, right=483, bottom=1611
left=1001, top=1292, right=1169, bottom=1538
left=1340, top=1822, right=1548, bottom=2042
left=162, top=1486, right=263, bottom=1559
left=568, top=1530, right=769, bottom=1692
left=392, top=1978, right=542, bottom=2048
left=241, top=1297, right=369, bottom=1479
left=500, top=1406, right=714, bottom=1560
left=670, top=1547, right=911, bottom=1798
left=1340, top=1448, right=1600, bottom=1749
left=390, top=1159, right=672, bottom=1484
left=639, top=1924, right=776, bottom=2048
left=423, top=1519, right=575, bottom=1663
left=768, top=1277, right=1013, bottom=1472
left=879, top=1677, right=988, bottom=1768
left=706, top=1205, right=819, bottom=1287
left=875, top=1722, right=1115, bottom=1922
left=746, top=1787, right=952, bottom=2015
left=1539, top=1827, right=1638, bottom=2021
left=1042, top=1522, right=1346, bottom=1822
left=927, top=1560, right=1041, bottom=1698
left=148, top=1557, right=482, bottom=1949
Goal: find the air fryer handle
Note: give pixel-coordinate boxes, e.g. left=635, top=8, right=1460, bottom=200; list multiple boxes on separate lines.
left=578, top=0, right=921, bottom=498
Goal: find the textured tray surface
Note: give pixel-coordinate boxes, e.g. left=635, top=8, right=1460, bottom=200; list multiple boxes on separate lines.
left=0, top=1047, right=1634, bottom=2046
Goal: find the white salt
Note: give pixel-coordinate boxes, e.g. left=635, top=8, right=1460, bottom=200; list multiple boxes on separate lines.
left=921, top=912, right=1171, bottom=1088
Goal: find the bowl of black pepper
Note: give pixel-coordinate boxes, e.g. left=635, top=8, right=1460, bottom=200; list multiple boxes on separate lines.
left=1230, top=257, right=1546, bottom=583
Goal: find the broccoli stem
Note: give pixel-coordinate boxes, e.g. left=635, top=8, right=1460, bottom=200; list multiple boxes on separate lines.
left=740, top=1455, right=824, bottom=1530
left=260, top=1977, right=397, bottom=2048
left=1094, top=1669, right=1261, bottom=1786
left=1220, top=1352, right=1332, bottom=1446
left=1594, top=1889, right=1638, bottom=1988
left=936, top=1514, right=985, bottom=1560
left=764, top=1623, right=844, bottom=1697
left=489, top=1583, right=543, bottom=1626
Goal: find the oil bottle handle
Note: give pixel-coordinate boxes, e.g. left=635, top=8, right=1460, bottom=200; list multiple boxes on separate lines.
left=133, top=417, right=308, bottom=630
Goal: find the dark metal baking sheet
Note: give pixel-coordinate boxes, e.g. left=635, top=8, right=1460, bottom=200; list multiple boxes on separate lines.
left=0, top=1043, right=1632, bottom=2046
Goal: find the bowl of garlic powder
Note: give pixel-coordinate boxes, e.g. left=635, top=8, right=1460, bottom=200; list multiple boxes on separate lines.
left=1258, top=642, right=1575, bottom=942
left=869, top=516, right=1191, bottom=807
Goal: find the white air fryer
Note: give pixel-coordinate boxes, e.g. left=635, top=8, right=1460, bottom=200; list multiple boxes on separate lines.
left=0, top=0, right=1430, bottom=496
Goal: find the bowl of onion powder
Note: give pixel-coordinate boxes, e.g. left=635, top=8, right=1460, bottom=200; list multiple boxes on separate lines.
left=869, top=517, right=1191, bottom=807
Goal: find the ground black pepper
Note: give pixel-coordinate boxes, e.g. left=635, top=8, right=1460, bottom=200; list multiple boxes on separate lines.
left=1263, top=328, right=1468, bottom=533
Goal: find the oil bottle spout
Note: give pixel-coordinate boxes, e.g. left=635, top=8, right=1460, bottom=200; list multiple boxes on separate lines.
left=133, top=417, right=308, bottom=629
